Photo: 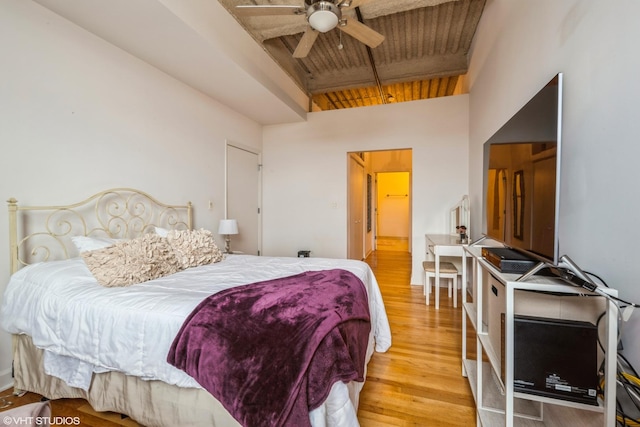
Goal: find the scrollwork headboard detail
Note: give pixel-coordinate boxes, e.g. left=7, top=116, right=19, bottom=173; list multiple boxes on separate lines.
left=7, top=188, right=193, bottom=274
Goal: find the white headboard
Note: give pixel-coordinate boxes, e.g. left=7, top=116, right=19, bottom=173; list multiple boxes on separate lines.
left=7, top=188, right=192, bottom=274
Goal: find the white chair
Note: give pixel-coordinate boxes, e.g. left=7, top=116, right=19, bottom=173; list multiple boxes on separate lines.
left=423, top=261, right=459, bottom=309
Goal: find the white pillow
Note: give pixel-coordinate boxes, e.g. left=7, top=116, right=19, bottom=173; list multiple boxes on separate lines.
left=72, top=236, right=118, bottom=253
left=154, top=226, right=170, bottom=237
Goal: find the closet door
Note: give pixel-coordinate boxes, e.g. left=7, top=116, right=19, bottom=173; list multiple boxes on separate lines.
left=226, top=143, right=261, bottom=255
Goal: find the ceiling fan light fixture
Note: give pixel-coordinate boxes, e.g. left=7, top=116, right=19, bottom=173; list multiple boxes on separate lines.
left=308, top=2, right=341, bottom=33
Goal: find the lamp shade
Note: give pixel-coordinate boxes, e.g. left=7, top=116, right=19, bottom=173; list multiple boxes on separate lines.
left=218, top=219, right=238, bottom=235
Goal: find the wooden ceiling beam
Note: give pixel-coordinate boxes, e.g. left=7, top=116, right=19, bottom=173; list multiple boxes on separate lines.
left=306, top=52, right=467, bottom=93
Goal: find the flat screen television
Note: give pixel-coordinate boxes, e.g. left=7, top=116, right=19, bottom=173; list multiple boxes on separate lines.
left=482, top=74, right=563, bottom=265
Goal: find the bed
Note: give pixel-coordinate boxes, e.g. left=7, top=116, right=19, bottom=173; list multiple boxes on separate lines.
left=0, top=188, right=391, bottom=427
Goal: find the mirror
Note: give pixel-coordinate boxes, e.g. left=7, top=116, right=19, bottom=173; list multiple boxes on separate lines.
left=450, top=195, right=470, bottom=241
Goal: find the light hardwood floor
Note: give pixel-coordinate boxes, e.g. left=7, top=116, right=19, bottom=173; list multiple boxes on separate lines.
left=358, top=250, right=476, bottom=426
left=1, top=249, right=476, bottom=426
left=375, top=237, right=409, bottom=252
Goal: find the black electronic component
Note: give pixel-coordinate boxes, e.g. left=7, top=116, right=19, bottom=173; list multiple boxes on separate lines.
left=513, top=315, right=599, bottom=405
left=482, top=247, right=538, bottom=274
left=545, top=266, right=598, bottom=292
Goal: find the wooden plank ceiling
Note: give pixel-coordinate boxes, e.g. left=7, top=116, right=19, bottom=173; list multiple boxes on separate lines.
left=220, top=0, right=486, bottom=111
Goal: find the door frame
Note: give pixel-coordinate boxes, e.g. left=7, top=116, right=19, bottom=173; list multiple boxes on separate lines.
left=347, top=149, right=413, bottom=256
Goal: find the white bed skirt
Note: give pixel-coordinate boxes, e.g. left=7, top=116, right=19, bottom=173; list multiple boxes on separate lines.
left=12, top=334, right=368, bottom=427
left=12, top=334, right=240, bottom=427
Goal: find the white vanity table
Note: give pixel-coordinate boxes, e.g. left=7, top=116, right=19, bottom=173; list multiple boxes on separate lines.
left=424, top=196, right=471, bottom=307
left=425, top=234, right=468, bottom=307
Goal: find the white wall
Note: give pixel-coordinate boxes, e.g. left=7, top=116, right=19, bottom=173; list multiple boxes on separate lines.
left=467, top=1, right=640, bottom=367
left=261, top=95, right=469, bottom=285
left=0, top=1, right=262, bottom=390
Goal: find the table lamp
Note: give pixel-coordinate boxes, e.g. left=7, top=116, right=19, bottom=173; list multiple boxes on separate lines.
left=218, top=219, right=238, bottom=253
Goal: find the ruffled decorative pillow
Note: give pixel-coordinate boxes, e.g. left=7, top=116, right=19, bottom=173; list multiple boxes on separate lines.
left=81, top=233, right=181, bottom=287
left=166, top=228, right=224, bottom=270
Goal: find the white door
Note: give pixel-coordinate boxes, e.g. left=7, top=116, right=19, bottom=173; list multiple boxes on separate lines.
left=226, top=143, right=261, bottom=255
left=347, top=155, right=365, bottom=260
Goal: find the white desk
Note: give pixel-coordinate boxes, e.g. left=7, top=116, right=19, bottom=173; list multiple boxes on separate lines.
left=425, top=234, right=468, bottom=307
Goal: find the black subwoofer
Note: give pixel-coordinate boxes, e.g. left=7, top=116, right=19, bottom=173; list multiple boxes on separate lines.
left=513, top=315, right=599, bottom=405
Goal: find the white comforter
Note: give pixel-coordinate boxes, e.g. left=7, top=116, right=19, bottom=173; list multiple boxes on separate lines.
left=0, top=254, right=391, bottom=423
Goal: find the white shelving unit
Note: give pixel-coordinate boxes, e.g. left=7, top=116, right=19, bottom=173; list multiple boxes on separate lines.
left=461, top=245, right=618, bottom=427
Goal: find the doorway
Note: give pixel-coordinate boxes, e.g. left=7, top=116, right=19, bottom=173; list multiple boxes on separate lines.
left=225, top=141, right=261, bottom=255
left=376, top=171, right=410, bottom=252
left=346, top=149, right=412, bottom=259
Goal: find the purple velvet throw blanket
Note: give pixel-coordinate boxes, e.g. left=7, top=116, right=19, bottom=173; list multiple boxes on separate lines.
left=167, top=269, right=371, bottom=427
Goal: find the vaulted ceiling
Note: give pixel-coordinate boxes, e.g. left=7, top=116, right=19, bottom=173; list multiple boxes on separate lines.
left=219, top=0, right=487, bottom=110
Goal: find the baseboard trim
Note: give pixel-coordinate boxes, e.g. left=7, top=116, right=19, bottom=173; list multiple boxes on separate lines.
left=0, top=368, right=13, bottom=393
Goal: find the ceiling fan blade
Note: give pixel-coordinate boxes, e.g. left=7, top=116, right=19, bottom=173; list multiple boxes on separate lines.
left=293, top=27, right=320, bottom=58
left=339, top=18, right=384, bottom=48
left=340, top=0, right=374, bottom=9
left=235, top=5, right=305, bottom=16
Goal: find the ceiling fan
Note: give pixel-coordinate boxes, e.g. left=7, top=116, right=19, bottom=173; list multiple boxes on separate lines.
left=235, top=0, right=384, bottom=58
